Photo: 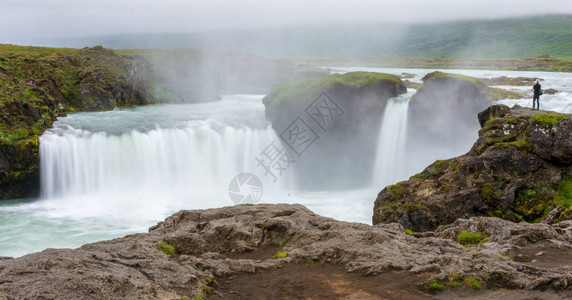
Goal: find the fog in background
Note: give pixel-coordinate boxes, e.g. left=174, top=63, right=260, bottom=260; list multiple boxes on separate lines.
left=1, top=0, right=571, bottom=50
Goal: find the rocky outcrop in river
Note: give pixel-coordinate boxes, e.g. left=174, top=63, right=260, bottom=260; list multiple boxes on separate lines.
left=408, top=72, right=524, bottom=152
left=0, top=204, right=570, bottom=299
left=0, top=45, right=326, bottom=199
left=262, top=72, right=406, bottom=189
left=374, top=105, right=572, bottom=231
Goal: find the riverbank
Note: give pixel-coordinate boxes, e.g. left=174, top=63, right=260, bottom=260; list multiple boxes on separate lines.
left=286, top=55, right=572, bottom=72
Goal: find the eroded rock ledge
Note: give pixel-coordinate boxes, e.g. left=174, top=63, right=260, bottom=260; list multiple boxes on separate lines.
left=375, top=105, right=572, bottom=232
left=262, top=72, right=407, bottom=189
left=0, top=204, right=571, bottom=299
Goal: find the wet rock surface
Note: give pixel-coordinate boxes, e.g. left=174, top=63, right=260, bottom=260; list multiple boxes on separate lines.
left=1, top=204, right=571, bottom=299
left=262, top=72, right=407, bottom=190
left=374, top=105, right=572, bottom=231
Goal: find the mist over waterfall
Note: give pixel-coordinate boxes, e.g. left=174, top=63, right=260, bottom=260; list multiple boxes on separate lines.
left=5, top=68, right=572, bottom=258
left=34, top=96, right=288, bottom=223
left=373, top=89, right=413, bottom=187
left=40, top=122, right=276, bottom=199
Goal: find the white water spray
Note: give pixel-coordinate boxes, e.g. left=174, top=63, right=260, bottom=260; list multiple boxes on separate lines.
left=373, top=90, right=413, bottom=187
left=40, top=121, right=276, bottom=199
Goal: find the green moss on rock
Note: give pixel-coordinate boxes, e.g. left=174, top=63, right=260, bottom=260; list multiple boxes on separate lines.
left=420, top=71, right=525, bottom=102
left=157, top=242, right=176, bottom=257
left=264, top=71, right=406, bottom=111
left=554, top=176, right=572, bottom=208
left=530, top=113, right=570, bottom=126
left=457, top=231, right=488, bottom=246
left=0, top=44, right=158, bottom=199
left=387, top=183, right=405, bottom=200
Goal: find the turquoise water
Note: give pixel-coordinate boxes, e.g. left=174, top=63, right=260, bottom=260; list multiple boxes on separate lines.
left=1, top=69, right=571, bottom=258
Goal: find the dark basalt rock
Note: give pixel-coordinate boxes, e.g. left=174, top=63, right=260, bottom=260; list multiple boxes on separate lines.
left=374, top=105, right=572, bottom=231
left=544, top=88, right=558, bottom=95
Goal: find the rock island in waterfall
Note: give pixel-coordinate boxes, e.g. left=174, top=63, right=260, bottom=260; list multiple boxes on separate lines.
left=0, top=3, right=571, bottom=299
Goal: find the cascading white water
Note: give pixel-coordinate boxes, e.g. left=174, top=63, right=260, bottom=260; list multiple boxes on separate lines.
left=373, top=89, right=414, bottom=186
left=40, top=121, right=275, bottom=199
left=5, top=69, right=570, bottom=258
left=33, top=96, right=292, bottom=222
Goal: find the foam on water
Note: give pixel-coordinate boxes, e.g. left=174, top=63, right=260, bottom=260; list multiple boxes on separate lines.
left=1, top=69, right=571, bottom=257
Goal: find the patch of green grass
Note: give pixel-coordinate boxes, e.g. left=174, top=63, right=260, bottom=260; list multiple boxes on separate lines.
left=157, top=243, right=176, bottom=257
left=463, top=276, right=483, bottom=290
left=515, top=185, right=556, bottom=223
left=409, top=172, right=431, bottom=180
left=504, top=117, right=519, bottom=125
left=553, top=175, right=572, bottom=221
left=486, top=133, right=519, bottom=145
left=517, top=189, right=536, bottom=202
left=273, top=251, right=289, bottom=259
left=480, top=183, right=504, bottom=203
left=387, top=183, right=405, bottom=200
left=425, top=280, right=446, bottom=292
left=530, top=113, right=570, bottom=126
left=378, top=201, right=397, bottom=220
left=495, top=134, right=532, bottom=153
left=479, top=117, right=498, bottom=134
left=404, top=229, right=414, bottom=236
left=448, top=161, right=461, bottom=173
left=306, top=259, right=315, bottom=264
left=447, top=280, right=463, bottom=287
left=457, top=231, right=488, bottom=246
left=433, top=160, right=445, bottom=168
left=404, top=203, right=423, bottom=213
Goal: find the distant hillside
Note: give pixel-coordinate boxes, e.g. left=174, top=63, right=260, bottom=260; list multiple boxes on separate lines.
left=36, top=15, right=572, bottom=59
left=400, top=15, right=572, bottom=59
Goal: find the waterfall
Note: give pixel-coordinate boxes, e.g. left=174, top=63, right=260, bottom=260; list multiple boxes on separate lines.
left=373, top=90, right=414, bottom=187
left=39, top=120, right=277, bottom=204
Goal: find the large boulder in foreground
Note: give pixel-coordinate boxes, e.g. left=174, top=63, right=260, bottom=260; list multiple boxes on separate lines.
left=262, top=72, right=406, bottom=189
left=374, top=105, right=572, bottom=231
left=1, top=204, right=571, bottom=299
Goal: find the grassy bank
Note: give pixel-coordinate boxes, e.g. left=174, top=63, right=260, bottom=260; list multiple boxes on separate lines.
left=289, top=55, right=572, bottom=72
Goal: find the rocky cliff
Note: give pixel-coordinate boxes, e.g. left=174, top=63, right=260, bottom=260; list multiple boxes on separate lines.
left=0, top=45, right=155, bottom=199
left=374, top=105, right=572, bottom=231
left=0, top=204, right=570, bottom=299
left=0, top=44, right=327, bottom=199
left=262, top=72, right=407, bottom=189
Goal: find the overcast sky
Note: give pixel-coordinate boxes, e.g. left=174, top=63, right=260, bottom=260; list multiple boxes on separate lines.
left=1, top=0, right=571, bottom=44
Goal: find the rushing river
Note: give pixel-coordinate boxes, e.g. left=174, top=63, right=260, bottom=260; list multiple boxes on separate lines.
left=1, top=68, right=571, bottom=257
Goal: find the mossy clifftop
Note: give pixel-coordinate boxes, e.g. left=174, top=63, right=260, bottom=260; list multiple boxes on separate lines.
left=0, top=44, right=155, bottom=199
left=419, top=71, right=524, bottom=102
left=263, top=71, right=405, bottom=112
left=262, top=72, right=406, bottom=190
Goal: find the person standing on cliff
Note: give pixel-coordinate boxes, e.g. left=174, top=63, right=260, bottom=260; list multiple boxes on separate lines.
left=532, top=79, right=542, bottom=110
